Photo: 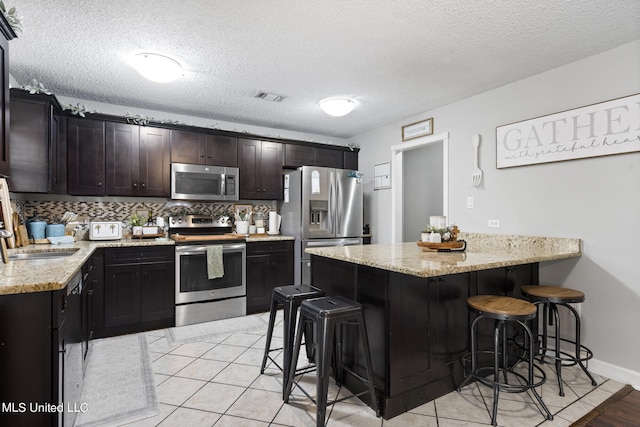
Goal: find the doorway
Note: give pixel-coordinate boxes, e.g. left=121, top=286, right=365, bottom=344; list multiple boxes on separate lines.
left=391, top=132, right=449, bottom=243
left=402, top=143, right=443, bottom=241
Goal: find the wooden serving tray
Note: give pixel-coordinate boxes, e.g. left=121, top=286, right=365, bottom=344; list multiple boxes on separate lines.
left=129, top=233, right=166, bottom=239
left=416, top=240, right=466, bottom=252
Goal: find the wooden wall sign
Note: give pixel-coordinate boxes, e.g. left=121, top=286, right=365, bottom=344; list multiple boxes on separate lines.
left=496, top=94, right=640, bottom=168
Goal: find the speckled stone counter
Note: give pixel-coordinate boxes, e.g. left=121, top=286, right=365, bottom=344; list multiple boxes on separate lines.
left=306, top=233, right=581, bottom=419
left=0, top=238, right=176, bottom=295
left=0, top=234, right=295, bottom=295
left=305, top=233, right=581, bottom=278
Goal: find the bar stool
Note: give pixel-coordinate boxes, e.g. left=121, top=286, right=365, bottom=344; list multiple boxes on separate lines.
left=458, top=295, right=552, bottom=426
left=260, top=284, right=324, bottom=398
left=284, top=296, right=379, bottom=427
left=521, top=285, right=597, bottom=396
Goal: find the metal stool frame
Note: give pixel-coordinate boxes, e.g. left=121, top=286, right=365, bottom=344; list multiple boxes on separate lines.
left=458, top=306, right=553, bottom=426
left=532, top=299, right=597, bottom=396
left=260, top=284, right=324, bottom=398
left=284, top=296, right=380, bottom=427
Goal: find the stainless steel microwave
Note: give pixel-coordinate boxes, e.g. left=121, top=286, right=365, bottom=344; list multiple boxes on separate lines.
left=171, top=163, right=239, bottom=201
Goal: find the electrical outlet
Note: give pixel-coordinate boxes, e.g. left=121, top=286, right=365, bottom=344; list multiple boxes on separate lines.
left=488, top=219, right=500, bottom=228
left=466, top=196, right=474, bottom=209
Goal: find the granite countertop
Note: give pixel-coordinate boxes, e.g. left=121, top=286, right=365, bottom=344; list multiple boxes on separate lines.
left=305, top=233, right=581, bottom=278
left=0, top=234, right=294, bottom=295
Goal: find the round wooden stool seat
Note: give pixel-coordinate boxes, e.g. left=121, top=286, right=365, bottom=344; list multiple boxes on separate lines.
left=467, top=295, right=536, bottom=321
left=521, top=285, right=585, bottom=304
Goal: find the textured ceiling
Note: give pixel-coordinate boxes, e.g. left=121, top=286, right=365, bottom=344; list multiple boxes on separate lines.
left=7, top=0, right=640, bottom=139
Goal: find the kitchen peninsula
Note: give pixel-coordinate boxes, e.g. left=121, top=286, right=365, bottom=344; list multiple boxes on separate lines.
left=306, top=233, right=581, bottom=419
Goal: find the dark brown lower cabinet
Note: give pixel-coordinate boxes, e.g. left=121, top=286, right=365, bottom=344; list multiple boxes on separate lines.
left=0, top=279, right=83, bottom=427
left=246, top=240, right=294, bottom=314
left=101, top=246, right=175, bottom=337
left=310, top=255, right=538, bottom=420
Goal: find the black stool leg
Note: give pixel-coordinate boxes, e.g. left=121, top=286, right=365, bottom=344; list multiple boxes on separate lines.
left=356, top=311, right=380, bottom=417
left=284, top=313, right=307, bottom=404
left=490, top=320, right=501, bottom=426
left=457, top=315, right=482, bottom=391
left=260, top=293, right=279, bottom=374
left=565, top=303, right=598, bottom=386
left=315, top=316, right=335, bottom=427
left=282, top=299, right=298, bottom=399
left=550, top=303, right=565, bottom=396
left=521, top=320, right=553, bottom=421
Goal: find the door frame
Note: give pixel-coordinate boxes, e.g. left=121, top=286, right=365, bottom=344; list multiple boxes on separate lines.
left=390, top=132, right=449, bottom=243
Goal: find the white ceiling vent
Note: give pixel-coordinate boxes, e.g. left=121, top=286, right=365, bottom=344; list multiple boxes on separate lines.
left=255, top=91, right=284, bottom=102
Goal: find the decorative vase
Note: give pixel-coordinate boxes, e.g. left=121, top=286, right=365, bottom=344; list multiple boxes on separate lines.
left=132, top=226, right=143, bottom=235
left=421, top=232, right=429, bottom=242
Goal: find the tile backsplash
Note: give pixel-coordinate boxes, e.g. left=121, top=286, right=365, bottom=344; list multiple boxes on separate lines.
left=14, top=199, right=276, bottom=226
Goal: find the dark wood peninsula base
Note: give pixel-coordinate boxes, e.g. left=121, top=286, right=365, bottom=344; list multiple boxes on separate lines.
left=310, top=254, right=540, bottom=419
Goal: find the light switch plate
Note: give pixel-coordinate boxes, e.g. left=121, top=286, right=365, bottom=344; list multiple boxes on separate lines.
left=466, top=196, right=474, bottom=209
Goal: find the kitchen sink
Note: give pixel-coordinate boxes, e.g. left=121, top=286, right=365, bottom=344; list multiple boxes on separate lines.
left=8, top=250, right=79, bottom=260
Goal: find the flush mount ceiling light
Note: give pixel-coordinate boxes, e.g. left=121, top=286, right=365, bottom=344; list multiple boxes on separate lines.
left=132, top=53, right=184, bottom=83
left=318, top=97, right=357, bottom=117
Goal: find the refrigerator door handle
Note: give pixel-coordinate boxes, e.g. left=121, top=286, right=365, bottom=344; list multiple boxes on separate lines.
left=336, top=177, right=343, bottom=235
left=328, top=172, right=335, bottom=234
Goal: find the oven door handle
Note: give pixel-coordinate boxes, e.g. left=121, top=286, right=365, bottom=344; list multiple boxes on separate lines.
left=176, top=244, right=246, bottom=255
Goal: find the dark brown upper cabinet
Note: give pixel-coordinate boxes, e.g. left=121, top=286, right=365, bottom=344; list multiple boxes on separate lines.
left=238, top=138, right=283, bottom=200
left=67, top=118, right=106, bottom=196
left=316, top=146, right=344, bottom=168
left=344, top=149, right=359, bottom=170
left=8, top=90, right=65, bottom=193
left=284, top=144, right=315, bottom=168
left=106, top=123, right=170, bottom=197
left=170, top=129, right=237, bottom=166
left=0, top=16, right=16, bottom=178
left=284, top=143, right=358, bottom=170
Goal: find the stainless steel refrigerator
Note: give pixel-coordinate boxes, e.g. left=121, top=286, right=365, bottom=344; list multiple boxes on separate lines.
left=280, top=166, right=363, bottom=285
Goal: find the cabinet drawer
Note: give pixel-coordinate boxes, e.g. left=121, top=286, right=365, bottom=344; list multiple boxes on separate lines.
left=105, top=246, right=174, bottom=265
left=247, top=240, right=293, bottom=256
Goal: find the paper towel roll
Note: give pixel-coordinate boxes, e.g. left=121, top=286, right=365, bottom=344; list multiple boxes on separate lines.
left=268, top=211, right=281, bottom=234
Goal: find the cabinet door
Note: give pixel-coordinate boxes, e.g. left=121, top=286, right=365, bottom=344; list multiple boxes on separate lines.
left=0, top=32, right=9, bottom=177
left=8, top=97, right=51, bottom=192
left=105, top=122, right=139, bottom=196
left=139, top=126, right=170, bottom=197
left=246, top=254, right=271, bottom=314
left=344, top=150, right=358, bottom=170
left=205, top=134, right=237, bottom=166
left=104, top=264, right=141, bottom=328
left=259, top=141, right=283, bottom=199
left=67, top=118, right=105, bottom=195
left=51, top=113, right=67, bottom=194
left=316, top=147, right=344, bottom=169
left=387, top=272, right=469, bottom=395
left=238, top=138, right=261, bottom=199
left=239, top=139, right=283, bottom=200
left=170, top=129, right=206, bottom=164
left=284, top=144, right=315, bottom=168
left=140, top=262, right=175, bottom=323
left=270, top=251, right=294, bottom=287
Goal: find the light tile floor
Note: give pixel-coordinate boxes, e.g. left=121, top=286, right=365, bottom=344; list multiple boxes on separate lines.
left=112, top=311, right=625, bottom=427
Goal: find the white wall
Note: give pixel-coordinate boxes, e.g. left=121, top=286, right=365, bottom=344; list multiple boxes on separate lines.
left=353, top=40, right=640, bottom=385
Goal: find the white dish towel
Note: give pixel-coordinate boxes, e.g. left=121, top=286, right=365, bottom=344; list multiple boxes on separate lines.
left=206, top=245, right=224, bottom=279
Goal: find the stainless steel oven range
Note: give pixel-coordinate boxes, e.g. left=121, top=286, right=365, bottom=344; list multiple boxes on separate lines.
left=169, top=215, right=246, bottom=326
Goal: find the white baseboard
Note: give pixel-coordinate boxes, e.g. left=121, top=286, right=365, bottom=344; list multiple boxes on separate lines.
left=590, top=358, right=640, bottom=390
